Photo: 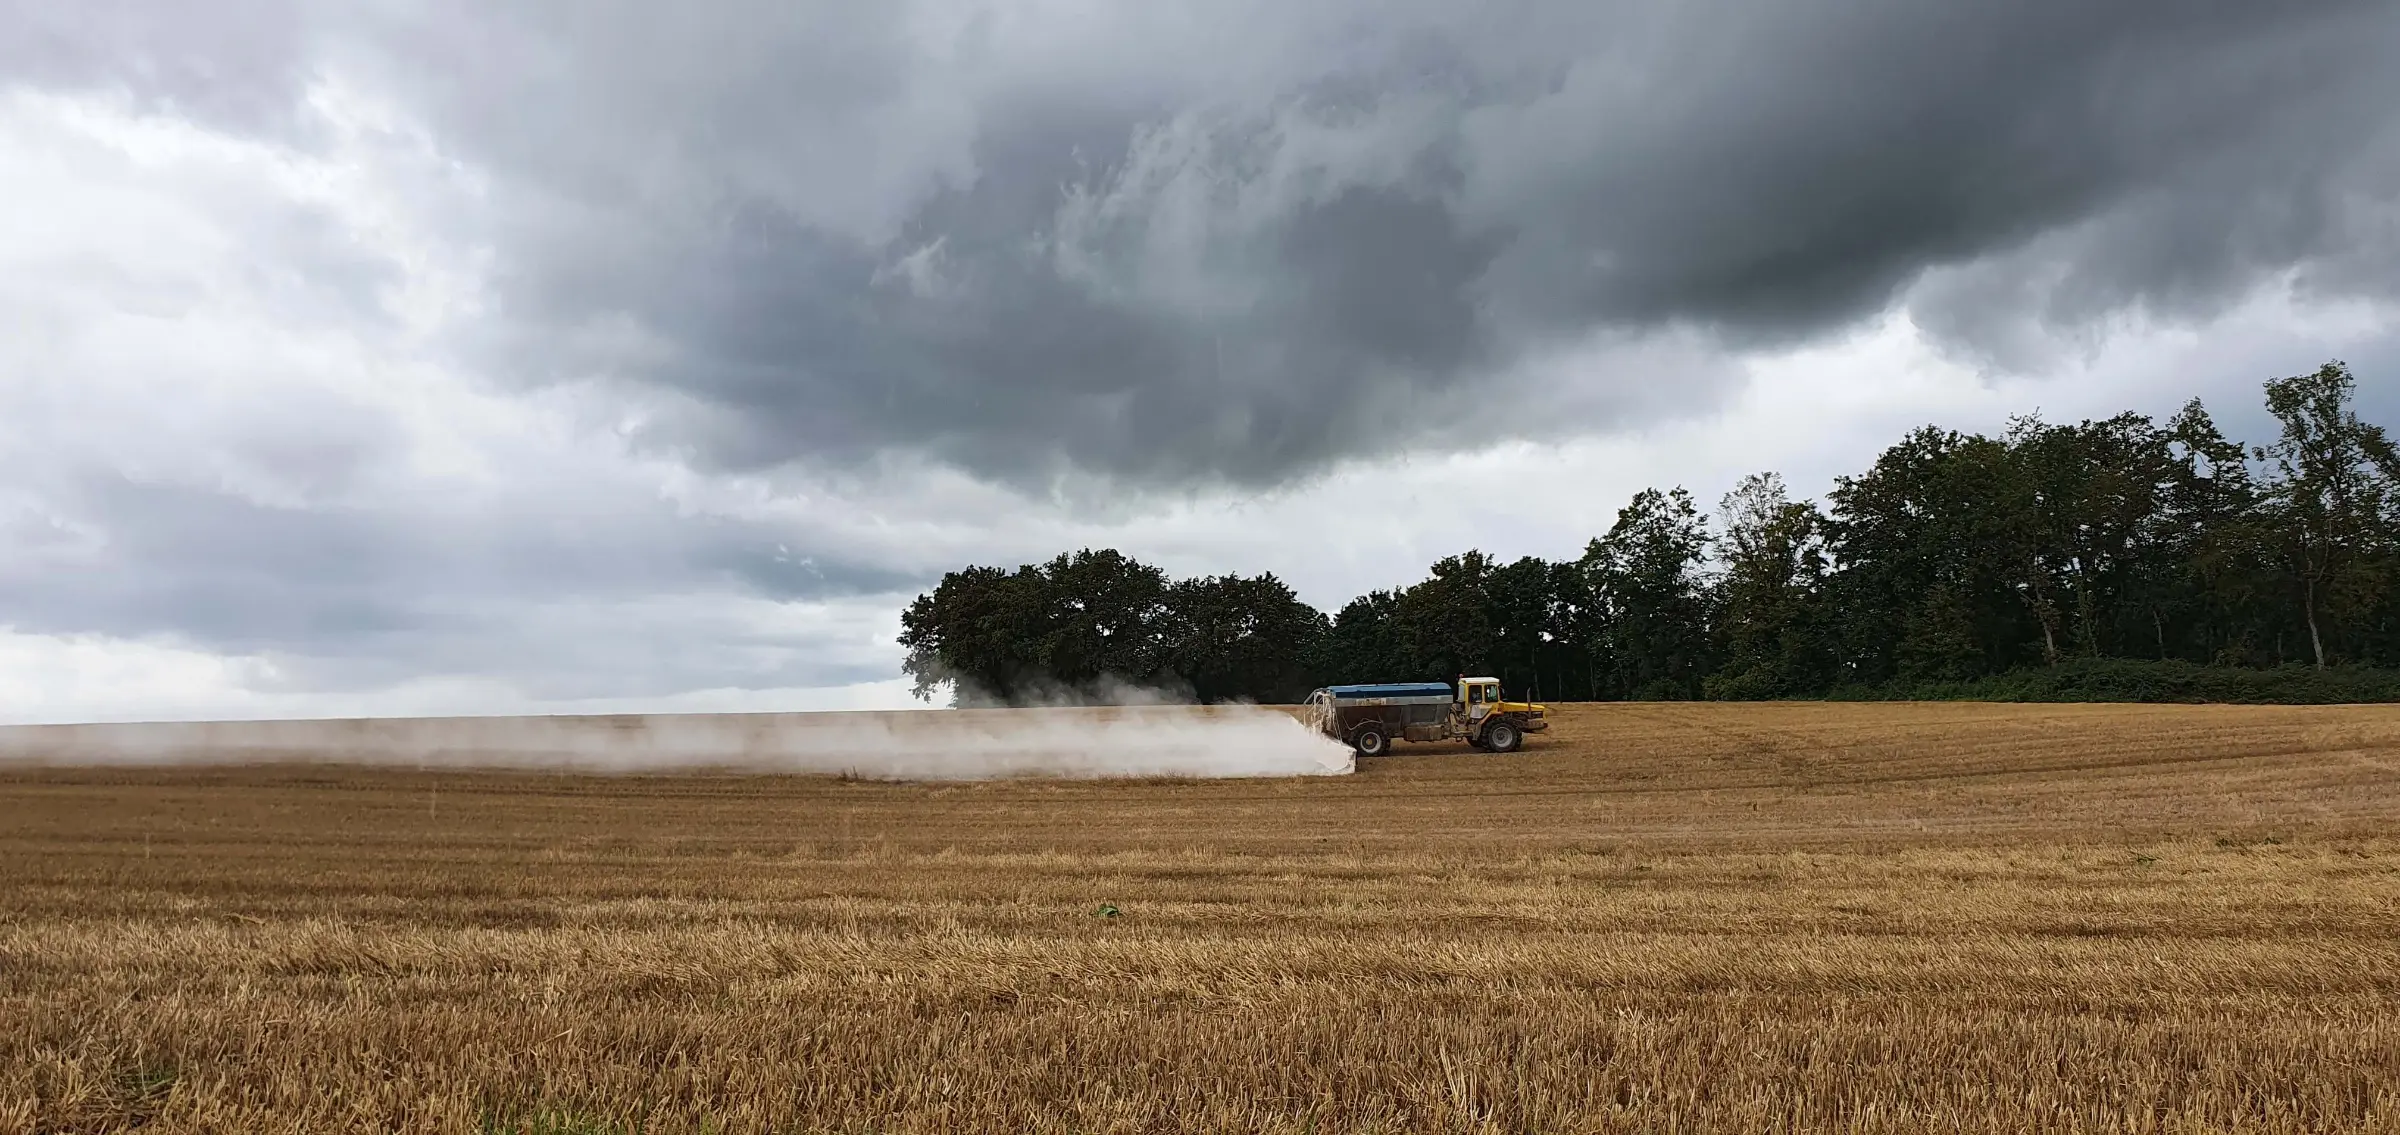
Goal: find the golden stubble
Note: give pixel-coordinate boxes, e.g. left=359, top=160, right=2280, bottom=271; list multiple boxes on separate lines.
left=3, top=702, right=2398, bottom=1133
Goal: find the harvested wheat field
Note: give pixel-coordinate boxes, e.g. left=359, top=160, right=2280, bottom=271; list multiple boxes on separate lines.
left=4, top=702, right=2400, bottom=1134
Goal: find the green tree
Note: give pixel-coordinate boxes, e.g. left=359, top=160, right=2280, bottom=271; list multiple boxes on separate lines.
left=1032, top=548, right=1171, bottom=691
left=1544, top=558, right=1604, bottom=700
left=1316, top=589, right=1407, bottom=684
left=2260, top=361, right=2400, bottom=667
left=1826, top=428, right=2040, bottom=683
left=2006, top=412, right=2181, bottom=660
left=899, top=548, right=1167, bottom=704
left=1160, top=573, right=1329, bottom=703
left=1895, top=583, right=1984, bottom=682
left=2159, top=399, right=2274, bottom=665
left=1392, top=552, right=1498, bottom=680
left=1486, top=555, right=1573, bottom=701
left=1584, top=488, right=1714, bottom=699
left=900, top=564, right=1034, bottom=704
left=1708, top=473, right=1832, bottom=698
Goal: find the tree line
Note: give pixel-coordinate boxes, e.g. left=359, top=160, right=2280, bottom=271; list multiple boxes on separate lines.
left=900, top=361, right=2400, bottom=705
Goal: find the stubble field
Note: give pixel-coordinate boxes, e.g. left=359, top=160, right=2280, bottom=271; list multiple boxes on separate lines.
left=4, top=702, right=2399, bottom=1133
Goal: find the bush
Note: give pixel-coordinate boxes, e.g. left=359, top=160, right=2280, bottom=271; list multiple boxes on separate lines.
left=1828, top=658, right=2400, bottom=704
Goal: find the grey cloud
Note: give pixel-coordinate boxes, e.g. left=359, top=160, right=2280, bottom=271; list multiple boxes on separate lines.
left=15, top=0, right=2400, bottom=492
left=0, top=0, right=316, bottom=136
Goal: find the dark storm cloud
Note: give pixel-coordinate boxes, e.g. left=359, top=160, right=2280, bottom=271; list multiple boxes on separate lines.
left=15, top=0, right=2400, bottom=489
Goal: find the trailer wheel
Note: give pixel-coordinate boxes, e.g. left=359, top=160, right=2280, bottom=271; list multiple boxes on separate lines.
left=1352, top=726, right=1389, bottom=757
left=1483, top=721, right=1521, bottom=753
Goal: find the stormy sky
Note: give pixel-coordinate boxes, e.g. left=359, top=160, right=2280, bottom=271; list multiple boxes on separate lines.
left=4, top=0, right=2397, bottom=721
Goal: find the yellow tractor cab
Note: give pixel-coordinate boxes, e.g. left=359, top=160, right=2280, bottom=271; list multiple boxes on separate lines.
left=1461, top=677, right=1502, bottom=721
left=1456, top=676, right=1550, bottom=751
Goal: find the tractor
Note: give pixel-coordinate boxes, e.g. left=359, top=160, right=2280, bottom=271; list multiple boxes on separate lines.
left=1300, top=676, right=1548, bottom=756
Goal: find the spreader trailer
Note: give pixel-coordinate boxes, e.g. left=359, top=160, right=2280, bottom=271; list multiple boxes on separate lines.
left=1300, top=676, right=1549, bottom=756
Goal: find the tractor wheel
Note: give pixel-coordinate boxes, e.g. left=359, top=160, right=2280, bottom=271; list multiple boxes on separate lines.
left=1483, top=721, right=1521, bottom=753
left=1352, top=727, right=1389, bottom=757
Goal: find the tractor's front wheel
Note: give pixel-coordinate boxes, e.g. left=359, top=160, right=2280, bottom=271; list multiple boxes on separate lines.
left=1352, top=726, right=1389, bottom=757
left=1483, top=721, right=1521, bottom=753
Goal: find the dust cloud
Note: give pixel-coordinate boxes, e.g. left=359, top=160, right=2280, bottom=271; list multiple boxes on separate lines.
left=0, top=705, right=1354, bottom=780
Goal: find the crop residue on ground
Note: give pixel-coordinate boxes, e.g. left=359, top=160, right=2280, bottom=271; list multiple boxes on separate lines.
left=4, top=701, right=2397, bottom=1133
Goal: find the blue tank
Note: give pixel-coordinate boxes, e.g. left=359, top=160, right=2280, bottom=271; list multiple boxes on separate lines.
left=1322, top=682, right=1455, bottom=700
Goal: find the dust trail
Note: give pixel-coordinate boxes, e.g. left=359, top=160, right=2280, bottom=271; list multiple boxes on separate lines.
left=0, top=705, right=1354, bottom=779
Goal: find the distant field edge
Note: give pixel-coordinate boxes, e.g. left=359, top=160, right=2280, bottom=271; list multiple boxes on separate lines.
left=1794, top=658, right=2400, bottom=704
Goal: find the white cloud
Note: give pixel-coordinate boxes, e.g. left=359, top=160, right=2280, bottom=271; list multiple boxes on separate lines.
left=0, top=627, right=920, bottom=724
left=0, top=87, right=924, bottom=719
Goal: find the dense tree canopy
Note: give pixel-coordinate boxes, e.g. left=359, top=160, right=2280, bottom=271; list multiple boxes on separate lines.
left=899, top=549, right=1325, bottom=705
left=901, top=363, right=2400, bottom=704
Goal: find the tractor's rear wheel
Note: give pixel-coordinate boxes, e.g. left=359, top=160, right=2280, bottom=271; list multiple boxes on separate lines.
left=1483, top=721, right=1521, bottom=753
left=1352, top=727, right=1389, bottom=757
